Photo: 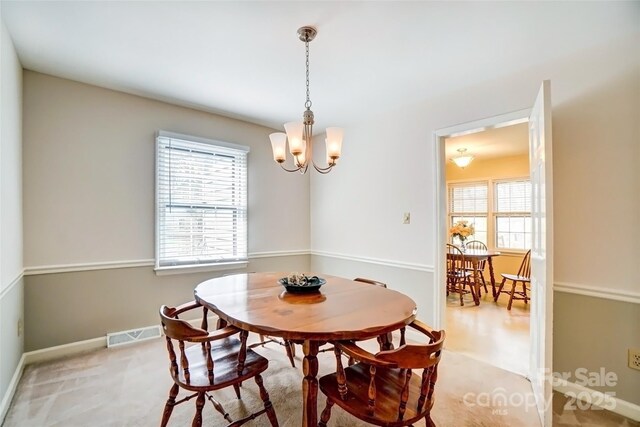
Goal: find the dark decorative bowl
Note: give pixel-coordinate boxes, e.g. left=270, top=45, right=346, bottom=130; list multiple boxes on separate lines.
left=278, top=276, right=326, bottom=293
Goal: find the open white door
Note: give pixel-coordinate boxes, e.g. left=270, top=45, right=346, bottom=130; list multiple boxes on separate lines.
left=528, top=80, right=554, bottom=427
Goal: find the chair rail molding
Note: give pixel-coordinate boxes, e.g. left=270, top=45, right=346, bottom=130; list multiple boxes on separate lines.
left=554, top=281, right=640, bottom=305
left=311, top=250, right=434, bottom=273
left=23, top=250, right=311, bottom=276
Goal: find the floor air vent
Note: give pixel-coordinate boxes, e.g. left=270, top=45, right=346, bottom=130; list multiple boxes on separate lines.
left=107, top=325, right=162, bottom=348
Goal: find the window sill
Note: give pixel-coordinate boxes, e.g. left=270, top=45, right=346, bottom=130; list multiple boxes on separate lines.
left=154, top=261, right=248, bottom=276
left=495, top=249, right=527, bottom=257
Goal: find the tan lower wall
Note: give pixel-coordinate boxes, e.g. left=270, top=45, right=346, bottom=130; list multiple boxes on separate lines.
left=0, top=277, right=24, bottom=414
left=23, top=255, right=310, bottom=351
left=553, top=291, right=640, bottom=406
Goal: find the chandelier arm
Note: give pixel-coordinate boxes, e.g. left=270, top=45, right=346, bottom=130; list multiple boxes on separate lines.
left=279, top=163, right=303, bottom=173
left=311, top=160, right=335, bottom=173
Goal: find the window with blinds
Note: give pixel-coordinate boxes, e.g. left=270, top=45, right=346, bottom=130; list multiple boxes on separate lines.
left=495, top=179, right=531, bottom=250
left=448, top=182, right=488, bottom=245
left=155, top=131, right=249, bottom=269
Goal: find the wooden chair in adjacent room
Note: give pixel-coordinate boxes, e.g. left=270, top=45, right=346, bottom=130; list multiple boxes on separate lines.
left=446, top=244, right=475, bottom=306
left=465, top=240, right=490, bottom=296
left=494, top=249, right=532, bottom=310
left=318, top=320, right=445, bottom=427
left=159, top=301, right=279, bottom=427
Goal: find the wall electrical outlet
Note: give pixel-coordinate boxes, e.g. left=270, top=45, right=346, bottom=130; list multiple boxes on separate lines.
left=402, top=212, right=411, bottom=224
left=17, top=318, right=23, bottom=337
left=629, top=349, right=640, bottom=371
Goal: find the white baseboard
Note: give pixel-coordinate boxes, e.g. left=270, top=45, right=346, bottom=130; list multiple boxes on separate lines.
left=23, top=337, right=107, bottom=365
left=554, top=379, right=640, bottom=422
left=20, top=315, right=219, bottom=365
left=0, top=354, right=25, bottom=425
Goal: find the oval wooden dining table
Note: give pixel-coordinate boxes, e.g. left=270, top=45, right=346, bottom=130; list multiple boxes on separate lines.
left=194, top=272, right=417, bottom=427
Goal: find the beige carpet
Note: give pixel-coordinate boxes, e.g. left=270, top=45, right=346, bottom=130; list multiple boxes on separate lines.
left=3, top=337, right=637, bottom=426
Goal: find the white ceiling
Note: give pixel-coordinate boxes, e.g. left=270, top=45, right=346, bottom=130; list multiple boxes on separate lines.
left=2, top=2, right=637, bottom=132
left=445, top=122, right=529, bottom=161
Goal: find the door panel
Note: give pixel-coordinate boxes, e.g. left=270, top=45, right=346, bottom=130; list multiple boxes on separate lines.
left=528, top=80, right=554, bottom=427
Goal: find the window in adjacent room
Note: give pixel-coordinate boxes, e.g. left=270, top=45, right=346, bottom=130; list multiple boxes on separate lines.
left=448, top=181, right=489, bottom=246
left=494, top=179, right=532, bottom=250
left=447, top=178, right=531, bottom=251
left=155, top=131, right=249, bottom=271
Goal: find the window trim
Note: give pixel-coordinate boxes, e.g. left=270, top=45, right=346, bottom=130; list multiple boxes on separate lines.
left=154, top=130, right=250, bottom=273
left=493, top=177, right=532, bottom=252
left=447, top=176, right=530, bottom=253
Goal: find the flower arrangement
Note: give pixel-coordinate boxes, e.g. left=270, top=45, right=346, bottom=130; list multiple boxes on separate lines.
left=449, top=220, right=475, bottom=244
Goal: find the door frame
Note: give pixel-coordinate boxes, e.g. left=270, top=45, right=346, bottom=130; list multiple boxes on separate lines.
left=431, top=108, right=531, bottom=330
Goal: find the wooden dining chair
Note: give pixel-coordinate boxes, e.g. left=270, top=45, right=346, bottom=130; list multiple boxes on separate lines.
left=446, top=244, right=475, bottom=306
left=318, top=320, right=445, bottom=427
left=159, top=301, right=279, bottom=427
left=465, top=240, right=489, bottom=296
left=494, top=250, right=532, bottom=310
left=354, top=277, right=387, bottom=288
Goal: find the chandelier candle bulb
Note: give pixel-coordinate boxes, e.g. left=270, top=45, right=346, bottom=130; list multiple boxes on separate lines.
left=269, top=132, right=287, bottom=163
left=325, top=127, right=343, bottom=159
left=284, top=122, right=305, bottom=155
left=325, top=139, right=336, bottom=166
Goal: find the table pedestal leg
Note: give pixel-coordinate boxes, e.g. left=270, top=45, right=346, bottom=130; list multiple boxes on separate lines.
left=302, top=340, right=319, bottom=427
left=488, top=256, right=497, bottom=298
left=472, top=259, right=481, bottom=305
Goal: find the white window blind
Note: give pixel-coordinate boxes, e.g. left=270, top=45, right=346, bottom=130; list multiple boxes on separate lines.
left=155, top=132, right=249, bottom=269
left=495, top=179, right=531, bottom=250
left=448, top=182, right=488, bottom=214
left=448, top=182, right=488, bottom=245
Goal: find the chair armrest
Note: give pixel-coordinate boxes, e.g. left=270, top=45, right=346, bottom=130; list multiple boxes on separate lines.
left=191, top=325, right=240, bottom=343
left=409, top=319, right=434, bottom=336
left=173, top=301, right=202, bottom=316
left=335, top=341, right=397, bottom=368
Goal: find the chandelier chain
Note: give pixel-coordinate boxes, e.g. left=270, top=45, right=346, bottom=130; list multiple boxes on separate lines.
left=305, top=40, right=312, bottom=109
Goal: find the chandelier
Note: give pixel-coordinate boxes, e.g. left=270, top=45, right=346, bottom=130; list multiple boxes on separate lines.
left=269, top=26, right=344, bottom=174
left=452, top=148, right=474, bottom=168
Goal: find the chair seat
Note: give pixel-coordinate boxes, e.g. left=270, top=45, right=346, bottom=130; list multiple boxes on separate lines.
left=448, top=270, right=471, bottom=278
left=501, top=273, right=530, bottom=282
left=173, top=337, right=268, bottom=391
left=319, top=364, right=431, bottom=427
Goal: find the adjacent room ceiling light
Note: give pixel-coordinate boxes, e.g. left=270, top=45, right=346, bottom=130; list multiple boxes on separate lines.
left=269, top=26, right=344, bottom=174
left=452, top=148, right=474, bottom=168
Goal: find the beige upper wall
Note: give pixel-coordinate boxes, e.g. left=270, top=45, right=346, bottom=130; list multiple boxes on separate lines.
left=311, top=28, right=640, bottom=297
left=22, top=71, right=310, bottom=268
left=1, top=19, right=23, bottom=287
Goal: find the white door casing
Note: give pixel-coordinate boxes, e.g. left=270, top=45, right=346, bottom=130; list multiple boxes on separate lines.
left=528, top=80, right=554, bottom=427
left=432, top=82, right=553, bottom=427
